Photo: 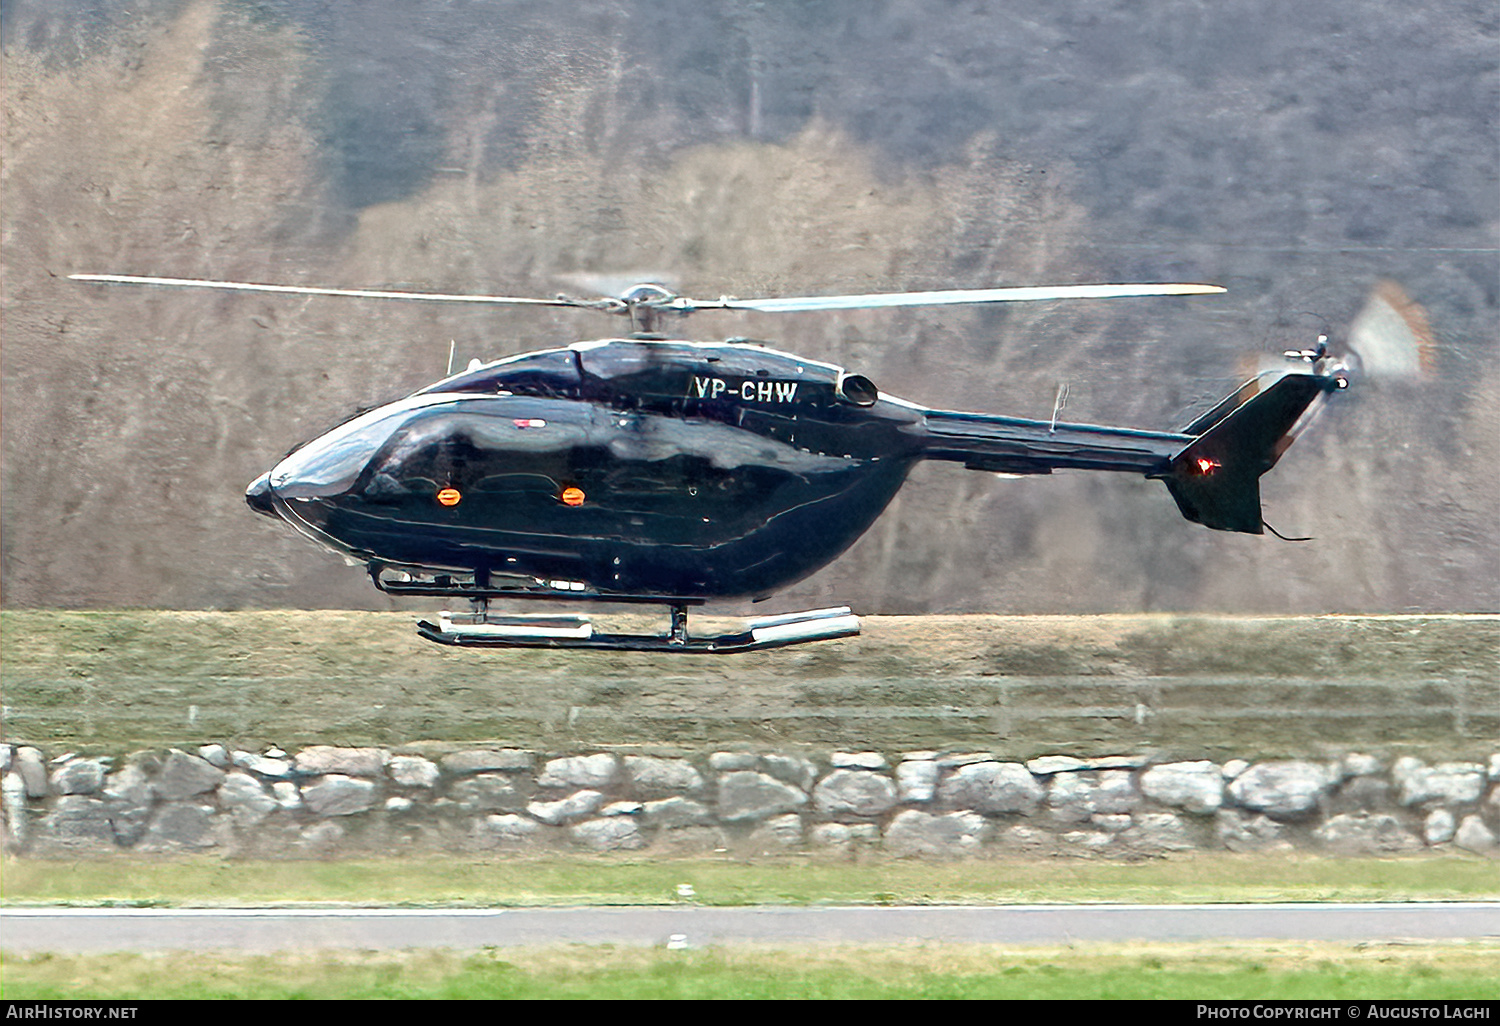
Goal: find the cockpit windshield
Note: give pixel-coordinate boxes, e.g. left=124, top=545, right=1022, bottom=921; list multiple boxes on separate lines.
left=272, top=395, right=458, bottom=498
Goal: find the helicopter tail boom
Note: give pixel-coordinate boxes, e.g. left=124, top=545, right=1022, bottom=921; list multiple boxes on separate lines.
left=919, top=411, right=1189, bottom=476
left=919, top=365, right=1343, bottom=535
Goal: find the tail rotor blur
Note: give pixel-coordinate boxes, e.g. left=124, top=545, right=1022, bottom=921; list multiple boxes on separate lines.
left=1346, top=280, right=1434, bottom=381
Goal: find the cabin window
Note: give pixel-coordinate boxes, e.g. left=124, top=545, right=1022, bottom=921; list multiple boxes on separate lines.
left=424, top=349, right=581, bottom=397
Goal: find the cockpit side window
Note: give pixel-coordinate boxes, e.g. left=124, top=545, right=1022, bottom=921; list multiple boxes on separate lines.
left=422, top=349, right=582, bottom=397
left=575, top=342, right=813, bottom=383
left=575, top=342, right=697, bottom=383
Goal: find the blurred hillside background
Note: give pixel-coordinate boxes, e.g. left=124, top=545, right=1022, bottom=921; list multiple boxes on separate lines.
left=2, top=0, right=1495, bottom=614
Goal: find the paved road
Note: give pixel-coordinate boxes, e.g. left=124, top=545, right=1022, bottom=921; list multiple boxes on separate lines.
left=5, top=904, right=1497, bottom=952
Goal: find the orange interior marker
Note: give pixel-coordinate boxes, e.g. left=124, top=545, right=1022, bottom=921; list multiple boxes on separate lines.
left=437, top=487, right=461, bottom=506
left=561, top=486, right=585, bottom=506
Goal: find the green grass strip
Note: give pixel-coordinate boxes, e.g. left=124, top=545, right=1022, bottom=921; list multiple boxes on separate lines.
left=5, top=853, right=1498, bottom=908
left=5, top=943, right=1498, bottom=1000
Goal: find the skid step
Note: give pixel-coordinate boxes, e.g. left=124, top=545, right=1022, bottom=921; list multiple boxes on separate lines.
left=416, top=606, right=860, bottom=653
left=432, top=612, right=594, bottom=640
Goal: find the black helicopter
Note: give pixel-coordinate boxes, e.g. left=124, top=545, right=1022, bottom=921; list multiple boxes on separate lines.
left=71, top=273, right=1348, bottom=652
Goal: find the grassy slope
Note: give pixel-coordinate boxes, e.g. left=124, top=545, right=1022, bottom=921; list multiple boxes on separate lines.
left=3, top=610, right=1496, bottom=757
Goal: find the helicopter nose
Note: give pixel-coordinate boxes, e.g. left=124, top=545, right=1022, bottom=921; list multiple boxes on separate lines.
left=245, top=471, right=280, bottom=518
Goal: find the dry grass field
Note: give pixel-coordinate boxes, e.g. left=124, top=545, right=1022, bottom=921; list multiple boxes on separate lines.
left=3, top=610, right=1494, bottom=758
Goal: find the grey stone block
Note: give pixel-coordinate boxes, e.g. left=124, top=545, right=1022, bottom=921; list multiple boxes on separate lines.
left=389, top=755, right=440, bottom=788
left=16, top=747, right=49, bottom=798
left=441, top=749, right=534, bottom=774
left=1424, top=808, right=1456, bottom=845
left=1027, top=756, right=1087, bottom=776
left=641, top=796, right=713, bottom=829
left=1228, top=761, right=1332, bottom=818
left=1142, top=761, right=1223, bottom=814
left=527, top=790, right=604, bottom=825
left=3, top=773, right=28, bottom=851
left=218, top=772, right=277, bottom=827
left=301, top=775, right=376, bottom=816
left=103, top=764, right=156, bottom=845
left=896, top=759, right=940, bottom=803
left=624, top=756, right=704, bottom=795
left=537, top=754, right=618, bottom=789
left=1454, top=815, right=1496, bottom=854
left=761, top=754, right=816, bottom=791
left=831, top=751, right=886, bottom=770
left=141, top=803, right=218, bottom=850
left=1392, top=759, right=1487, bottom=806
left=570, top=817, right=646, bottom=851
left=1049, top=770, right=1140, bottom=823
left=156, top=750, right=225, bottom=800
left=810, top=822, right=879, bottom=849
left=293, top=746, right=389, bottom=777
left=1061, top=830, right=1113, bottom=850
left=813, top=769, right=898, bottom=817
left=53, top=759, right=106, bottom=796
left=232, top=751, right=292, bottom=779
left=39, top=795, right=116, bottom=849
left=708, top=751, right=759, bottom=772
left=474, top=813, right=544, bottom=848
left=1082, top=755, right=1148, bottom=771
left=717, top=771, right=807, bottom=822
left=1342, top=753, right=1383, bottom=777
left=885, top=810, right=988, bottom=857
left=937, top=762, right=1042, bottom=815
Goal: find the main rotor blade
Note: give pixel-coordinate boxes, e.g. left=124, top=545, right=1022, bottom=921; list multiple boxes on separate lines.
left=69, top=274, right=594, bottom=308
left=682, top=282, right=1225, bottom=314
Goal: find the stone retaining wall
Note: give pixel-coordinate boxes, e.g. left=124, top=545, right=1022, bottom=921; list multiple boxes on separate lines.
left=4, top=742, right=1498, bottom=859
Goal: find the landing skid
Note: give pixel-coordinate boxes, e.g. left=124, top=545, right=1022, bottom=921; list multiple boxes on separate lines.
left=416, top=604, right=860, bottom=653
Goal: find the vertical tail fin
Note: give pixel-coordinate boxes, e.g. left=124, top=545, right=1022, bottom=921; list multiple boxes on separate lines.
left=1157, top=371, right=1342, bottom=534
